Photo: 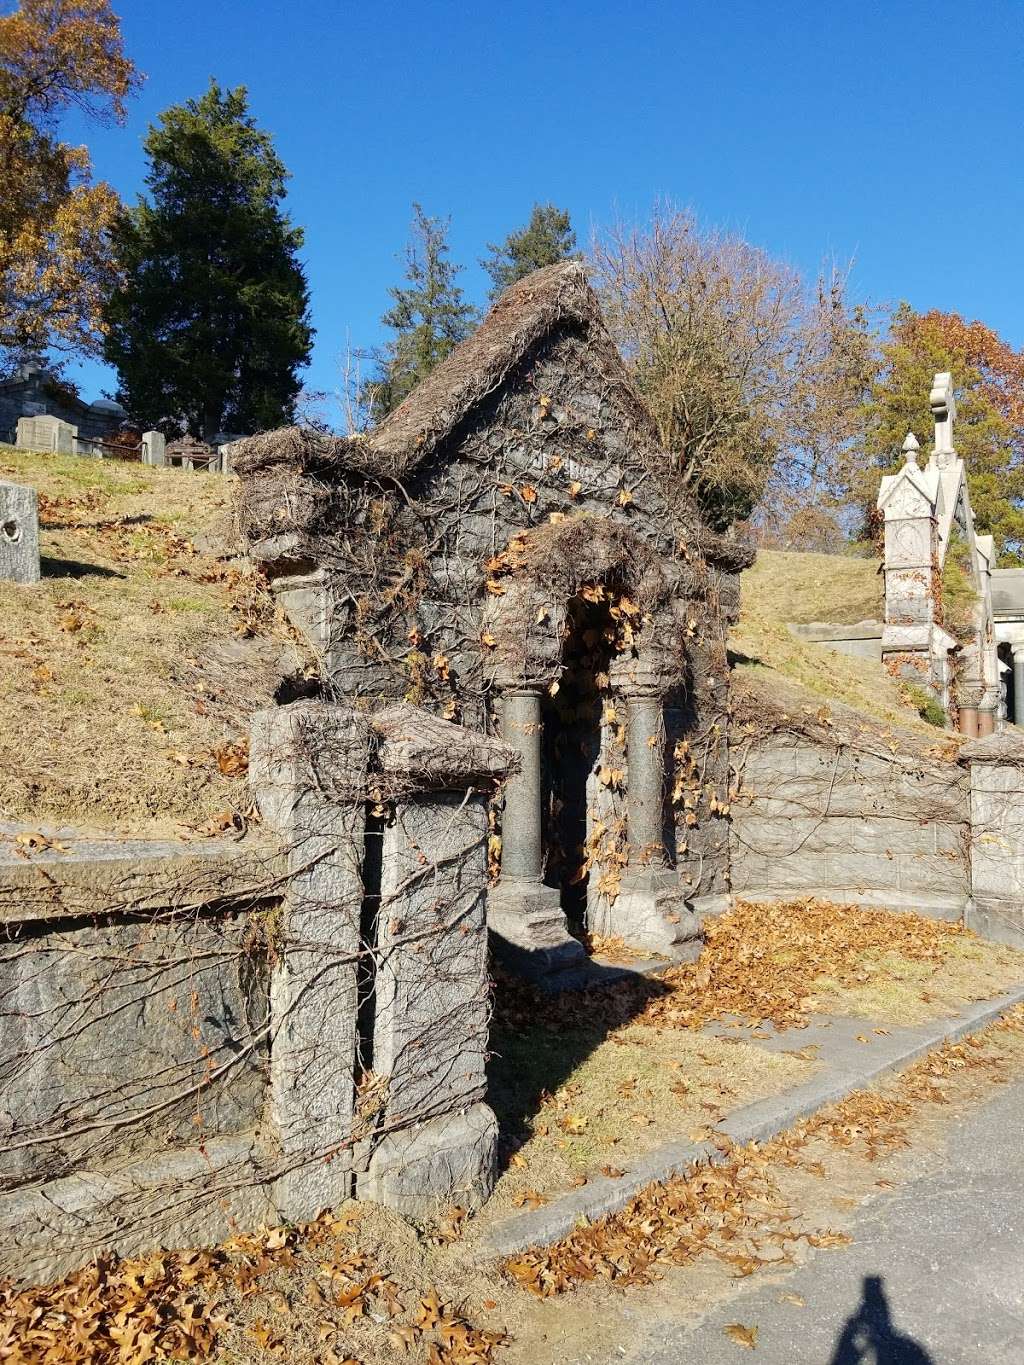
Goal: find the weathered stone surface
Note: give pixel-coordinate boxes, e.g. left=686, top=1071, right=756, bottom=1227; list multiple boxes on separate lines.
left=373, top=795, right=490, bottom=1122
left=0, top=481, right=40, bottom=584
left=0, top=1135, right=270, bottom=1283
left=359, top=1102, right=498, bottom=1219
left=250, top=703, right=370, bottom=1220
left=0, top=912, right=268, bottom=1184
left=731, top=734, right=969, bottom=907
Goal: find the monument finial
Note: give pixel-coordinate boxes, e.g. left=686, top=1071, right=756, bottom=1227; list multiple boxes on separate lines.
left=929, top=371, right=957, bottom=460
left=902, top=431, right=921, bottom=467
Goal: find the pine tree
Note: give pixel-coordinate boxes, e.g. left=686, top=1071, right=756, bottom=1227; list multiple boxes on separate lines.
left=481, top=202, right=577, bottom=300
left=103, top=81, right=312, bottom=439
left=859, top=305, right=1024, bottom=562
left=364, top=204, right=474, bottom=418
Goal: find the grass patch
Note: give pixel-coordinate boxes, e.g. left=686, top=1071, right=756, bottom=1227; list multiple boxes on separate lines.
left=0, top=445, right=309, bottom=833
left=732, top=548, right=934, bottom=733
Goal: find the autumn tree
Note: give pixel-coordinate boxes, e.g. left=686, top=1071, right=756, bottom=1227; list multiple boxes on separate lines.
left=103, top=82, right=312, bottom=439
left=481, top=202, right=577, bottom=300
left=859, top=306, right=1024, bottom=562
left=0, top=0, right=140, bottom=368
left=591, top=204, right=876, bottom=532
left=363, top=204, right=475, bottom=419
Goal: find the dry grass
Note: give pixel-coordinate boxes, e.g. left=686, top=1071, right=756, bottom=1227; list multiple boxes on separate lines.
left=741, top=549, right=884, bottom=626
left=482, top=1022, right=810, bottom=1216
left=731, top=549, right=934, bottom=732
left=0, top=446, right=309, bottom=833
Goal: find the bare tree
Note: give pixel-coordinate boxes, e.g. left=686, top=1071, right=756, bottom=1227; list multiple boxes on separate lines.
left=591, top=204, right=876, bottom=534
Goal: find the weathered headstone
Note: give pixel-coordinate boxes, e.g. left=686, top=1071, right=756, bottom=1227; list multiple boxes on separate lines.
left=0, top=482, right=41, bottom=583
left=142, top=431, right=166, bottom=467
left=16, top=414, right=76, bottom=456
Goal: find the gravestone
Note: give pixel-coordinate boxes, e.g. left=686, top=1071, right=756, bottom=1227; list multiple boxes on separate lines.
left=0, top=483, right=41, bottom=583
left=16, top=414, right=76, bottom=456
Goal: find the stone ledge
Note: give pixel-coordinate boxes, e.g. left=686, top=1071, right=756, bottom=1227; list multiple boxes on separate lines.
left=0, top=824, right=284, bottom=924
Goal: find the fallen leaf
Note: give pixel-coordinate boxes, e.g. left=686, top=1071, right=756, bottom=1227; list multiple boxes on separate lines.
left=725, top=1322, right=759, bottom=1349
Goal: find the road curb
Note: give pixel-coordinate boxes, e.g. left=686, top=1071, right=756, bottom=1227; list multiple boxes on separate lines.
left=474, top=983, right=1024, bottom=1260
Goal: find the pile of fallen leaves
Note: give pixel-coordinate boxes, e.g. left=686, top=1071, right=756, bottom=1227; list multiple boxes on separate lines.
left=642, top=897, right=966, bottom=1031
left=0, top=1216, right=507, bottom=1365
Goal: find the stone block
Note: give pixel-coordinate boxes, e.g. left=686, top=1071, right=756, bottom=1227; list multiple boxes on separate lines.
left=896, top=852, right=968, bottom=895
left=142, top=430, right=166, bottom=466
left=359, top=1102, right=498, bottom=1219
left=0, top=1135, right=271, bottom=1283
left=250, top=702, right=370, bottom=1220
left=373, top=795, right=490, bottom=1122
left=0, top=912, right=267, bottom=1184
left=0, top=481, right=40, bottom=583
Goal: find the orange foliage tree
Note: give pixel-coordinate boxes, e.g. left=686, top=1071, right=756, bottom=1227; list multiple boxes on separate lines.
left=0, top=0, right=141, bottom=366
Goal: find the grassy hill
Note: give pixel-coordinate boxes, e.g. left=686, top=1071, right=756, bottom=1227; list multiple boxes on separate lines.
left=0, top=446, right=307, bottom=833
left=731, top=548, right=939, bottom=736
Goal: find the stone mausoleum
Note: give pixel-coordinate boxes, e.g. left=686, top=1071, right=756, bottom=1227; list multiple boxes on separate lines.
left=235, top=261, right=752, bottom=976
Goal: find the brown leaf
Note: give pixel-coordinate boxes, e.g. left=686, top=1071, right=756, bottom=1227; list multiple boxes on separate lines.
left=725, top=1322, right=759, bottom=1349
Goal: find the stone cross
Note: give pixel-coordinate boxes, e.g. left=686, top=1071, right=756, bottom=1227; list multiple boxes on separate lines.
left=929, top=371, right=957, bottom=458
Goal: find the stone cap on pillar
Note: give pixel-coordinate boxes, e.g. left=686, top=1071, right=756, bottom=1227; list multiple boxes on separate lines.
left=372, top=703, right=518, bottom=791
left=958, top=730, right=1024, bottom=765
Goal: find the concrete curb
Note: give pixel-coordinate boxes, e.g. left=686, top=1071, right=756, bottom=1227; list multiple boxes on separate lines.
left=474, top=983, right=1024, bottom=1259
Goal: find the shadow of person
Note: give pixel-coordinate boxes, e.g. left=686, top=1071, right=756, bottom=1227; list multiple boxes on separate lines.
left=830, top=1276, right=935, bottom=1364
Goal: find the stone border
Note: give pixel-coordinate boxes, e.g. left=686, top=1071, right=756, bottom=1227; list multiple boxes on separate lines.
left=474, top=983, right=1024, bottom=1259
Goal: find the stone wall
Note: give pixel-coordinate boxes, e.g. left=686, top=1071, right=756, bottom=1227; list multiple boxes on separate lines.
left=0, top=367, right=124, bottom=445
left=0, top=699, right=512, bottom=1282
left=962, top=732, right=1024, bottom=949
left=729, top=725, right=969, bottom=917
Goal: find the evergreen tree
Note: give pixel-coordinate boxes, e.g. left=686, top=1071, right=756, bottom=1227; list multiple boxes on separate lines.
left=103, top=81, right=312, bottom=439
left=859, top=304, right=1024, bottom=562
left=481, top=202, right=577, bottom=300
left=364, top=204, right=474, bottom=418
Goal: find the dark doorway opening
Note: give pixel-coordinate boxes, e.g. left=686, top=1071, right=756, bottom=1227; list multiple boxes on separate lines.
left=541, top=589, right=618, bottom=933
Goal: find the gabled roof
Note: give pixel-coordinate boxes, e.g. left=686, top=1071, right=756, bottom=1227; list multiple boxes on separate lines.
left=233, top=261, right=660, bottom=483
left=232, top=261, right=754, bottom=572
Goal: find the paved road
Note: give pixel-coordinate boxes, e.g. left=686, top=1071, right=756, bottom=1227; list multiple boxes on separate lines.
left=577, top=1073, right=1024, bottom=1365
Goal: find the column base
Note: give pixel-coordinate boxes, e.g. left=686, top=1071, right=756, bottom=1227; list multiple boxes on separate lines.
left=591, top=868, right=704, bottom=960
left=487, top=879, right=588, bottom=984
left=357, top=1102, right=498, bottom=1220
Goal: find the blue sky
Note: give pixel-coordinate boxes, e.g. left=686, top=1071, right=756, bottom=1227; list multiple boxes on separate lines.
left=66, top=0, right=1024, bottom=410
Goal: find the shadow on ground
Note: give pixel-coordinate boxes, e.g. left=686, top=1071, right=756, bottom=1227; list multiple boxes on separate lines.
left=487, top=962, right=666, bottom=1172
left=831, top=1276, right=934, bottom=1365
left=40, top=556, right=126, bottom=579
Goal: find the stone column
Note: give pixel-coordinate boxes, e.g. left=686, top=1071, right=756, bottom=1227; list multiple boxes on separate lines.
left=1013, top=646, right=1024, bottom=727
left=498, top=690, right=544, bottom=879
left=625, top=695, right=666, bottom=863
left=962, top=732, right=1024, bottom=949
left=487, top=686, right=586, bottom=984
left=250, top=703, right=369, bottom=1221
left=359, top=793, right=497, bottom=1218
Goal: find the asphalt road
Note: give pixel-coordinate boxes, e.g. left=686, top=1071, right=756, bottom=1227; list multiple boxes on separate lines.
left=577, top=1071, right=1024, bottom=1365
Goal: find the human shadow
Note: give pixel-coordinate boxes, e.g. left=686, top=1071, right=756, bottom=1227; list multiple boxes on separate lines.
left=830, top=1276, right=935, bottom=1364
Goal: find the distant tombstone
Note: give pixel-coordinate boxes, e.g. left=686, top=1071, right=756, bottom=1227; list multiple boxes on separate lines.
left=142, top=430, right=167, bottom=467
left=0, top=483, right=41, bottom=584
left=16, top=414, right=76, bottom=455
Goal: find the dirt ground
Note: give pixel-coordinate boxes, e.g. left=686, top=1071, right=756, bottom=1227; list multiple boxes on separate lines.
left=0, top=446, right=309, bottom=833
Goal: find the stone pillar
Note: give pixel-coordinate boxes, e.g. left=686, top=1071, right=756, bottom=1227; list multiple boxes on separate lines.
left=959, top=704, right=980, bottom=737
left=142, top=431, right=166, bottom=467
left=0, top=482, right=41, bottom=584
left=358, top=793, right=497, bottom=1218
left=1013, top=647, right=1024, bottom=727
left=487, top=686, right=586, bottom=984
left=499, top=690, right=544, bottom=879
left=977, top=708, right=996, bottom=737
left=962, top=732, right=1024, bottom=949
left=625, top=695, right=665, bottom=862
left=250, top=703, right=369, bottom=1221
